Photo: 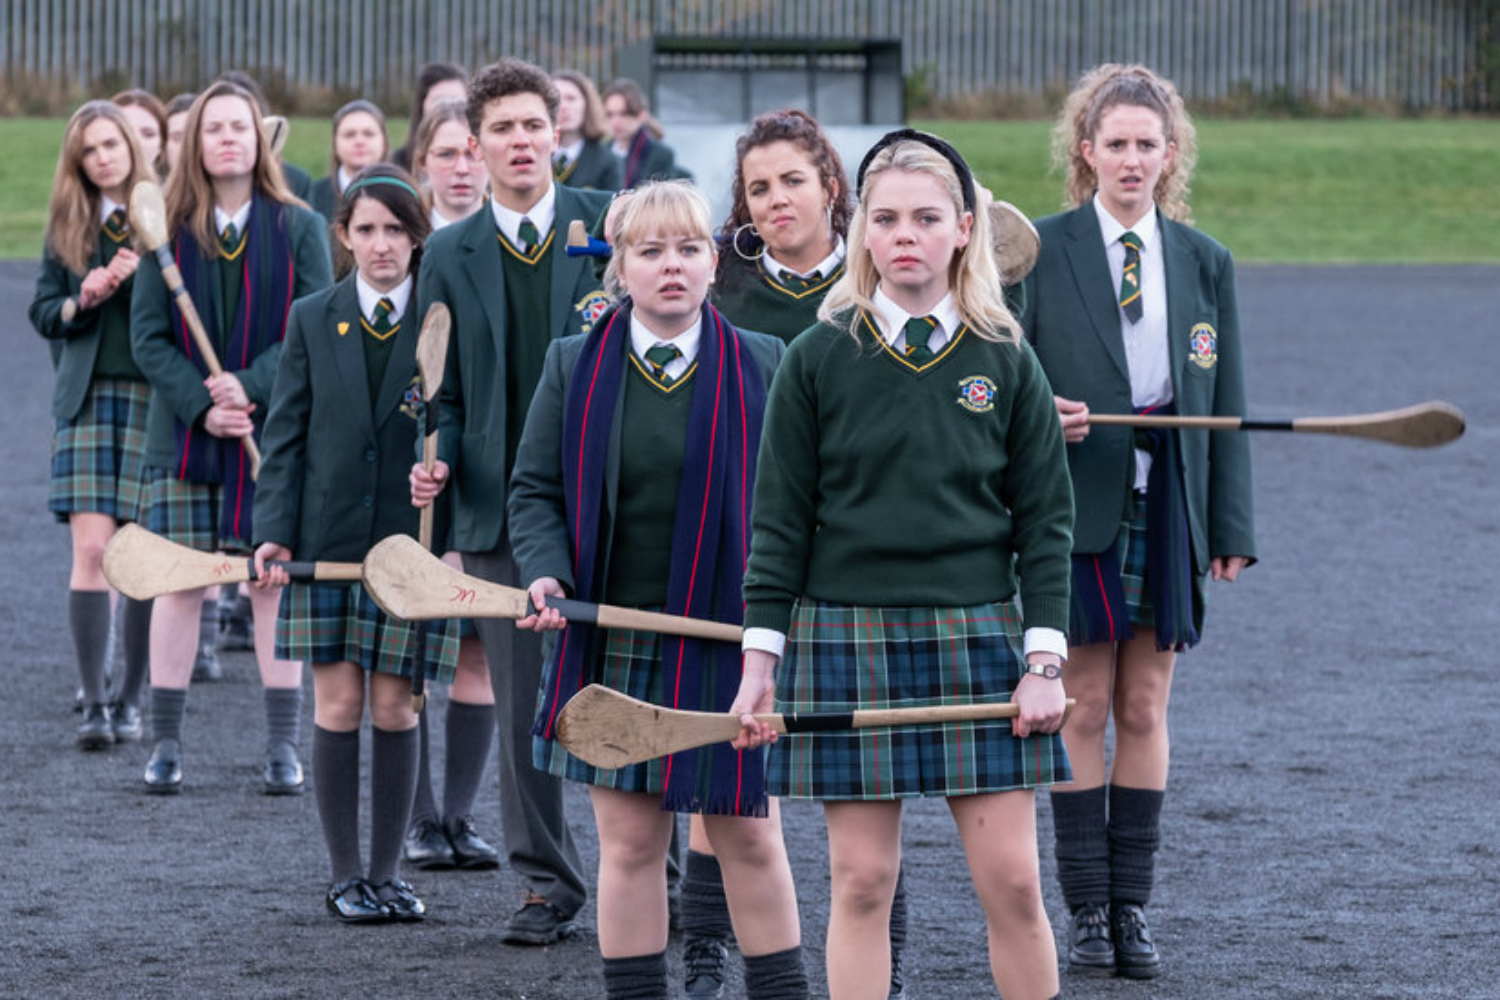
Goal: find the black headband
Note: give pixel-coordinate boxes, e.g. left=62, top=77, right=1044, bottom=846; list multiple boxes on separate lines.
left=855, top=128, right=977, bottom=213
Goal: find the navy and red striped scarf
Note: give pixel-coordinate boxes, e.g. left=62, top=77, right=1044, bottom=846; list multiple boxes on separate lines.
left=171, top=194, right=295, bottom=541
left=534, top=299, right=770, bottom=817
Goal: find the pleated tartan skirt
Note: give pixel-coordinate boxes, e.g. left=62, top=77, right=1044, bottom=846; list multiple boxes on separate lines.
left=143, top=468, right=249, bottom=553
left=275, top=581, right=459, bottom=682
left=48, top=378, right=149, bottom=523
left=766, top=599, right=1071, bottom=800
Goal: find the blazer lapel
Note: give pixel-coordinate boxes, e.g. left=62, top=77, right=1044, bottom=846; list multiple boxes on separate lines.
left=1062, top=205, right=1131, bottom=383
left=326, top=280, right=377, bottom=444
left=458, top=207, right=507, bottom=357
left=1160, top=215, right=1200, bottom=399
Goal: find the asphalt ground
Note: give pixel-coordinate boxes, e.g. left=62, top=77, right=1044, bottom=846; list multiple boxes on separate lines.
left=1, top=261, right=1496, bottom=999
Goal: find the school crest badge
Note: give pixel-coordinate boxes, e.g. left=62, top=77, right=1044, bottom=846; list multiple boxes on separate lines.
left=956, top=375, right=998, bottom=414
left=1189, top=323, right=1218, bottom=369
left=400, top=375, right=424, bottom=421
left=574, top=290, right=612, bottom=334
left=337, top=321, right=350, bottom=337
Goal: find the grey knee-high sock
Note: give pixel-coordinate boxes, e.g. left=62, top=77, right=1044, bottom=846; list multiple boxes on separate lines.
left=743, top=945, right=810, bottom=1000
left=441, top=700, right=494, bottom=821
left=601, top=951, right=668, bottom=1000
left=263, top=686, right=302, bottom=752
left=117, top=597, right=152, bottom=708
left=150, top=686, right=187, bottom=744
left=1050, top=785, right=1111, bottom=910
left=681, top=850, right=735, bottom=942
left=69, top=590, right=112, bottom=705
left=1107, top=784, right=1165, bottom=906
left=313, top=726, right=362, bottom=883
left=368, top=725, right=419, bottom=885
left=410, top=706, right=438, bottom=823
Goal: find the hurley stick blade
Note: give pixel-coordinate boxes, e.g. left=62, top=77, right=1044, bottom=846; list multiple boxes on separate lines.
left=128, top=180, right=170, bottom=253
left=991, top=200, right=1040, bottom=285
left=1293, top=401, right=1465, bottom=448
left=262, top=116, right=290, bottom=158
left=556, top=685, right=746, bottom=769
left=415, top=303, right=451, bottom=405
left=102, top=524, right=361, bottom=599
left=362, top=534, right=531, bottom=621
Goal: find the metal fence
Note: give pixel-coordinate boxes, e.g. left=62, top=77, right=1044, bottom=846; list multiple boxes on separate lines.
left=1, top=0, right=1490, bottom=111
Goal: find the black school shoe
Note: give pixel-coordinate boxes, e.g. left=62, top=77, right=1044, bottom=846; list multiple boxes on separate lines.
left=326, top=878, right=385, bottom=923
left=1111, top=903, right=1162, bottom=979
left=143, top=738, right=183, bottom=794
left=404, top=817, right=456, bottom=870
left=374, top=878, right=427, bottom=922
left=446, top=815, right=500, bottom=870
left=1065, top=901, right=1115, bottom=976
left=262, top=740, right=304, bottom=795
left=501, top=891, right=577, bottom=945
left=109, top=701, right=143, bottom=743
left=77, top=704, right=114, bottom=750
left=683, top=936, right=729, bottom=999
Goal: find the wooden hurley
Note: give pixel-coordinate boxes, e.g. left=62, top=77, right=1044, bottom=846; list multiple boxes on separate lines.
left=1087, top=401, right=1465, bottom=449
left=361, top=535, right=742, bottom=643
left=262, top=116, right=290, bottom=159
left=128, top=180, right=263, bottom=478
left=102, top=523, right=361, bottom=601
left=990, top=200, right=1040, bottom=285
left=409, top=303, right=451, bottom=712
left=557, top=684, right=1076, bottom=770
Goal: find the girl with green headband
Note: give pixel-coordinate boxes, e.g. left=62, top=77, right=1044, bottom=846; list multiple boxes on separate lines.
left=253, top=163, right=455, bottom=923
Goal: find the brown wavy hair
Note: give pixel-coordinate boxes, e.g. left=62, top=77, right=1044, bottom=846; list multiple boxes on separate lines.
left=1052, top=63, right=1197, bottom=223
left=718, top=108, right=851, bottom=251
left=112, top=88, right=169, bottom=179
left=165, top=82, right=301, bottom=258
left=552, top=70, right=608, bottom=143
left=467, top=58, right=558, bottom=134
left=45, top=101, right=153, bottom=275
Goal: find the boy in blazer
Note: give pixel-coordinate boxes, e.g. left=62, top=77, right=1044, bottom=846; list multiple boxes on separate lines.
left=410, top=56, right=612, bottom=945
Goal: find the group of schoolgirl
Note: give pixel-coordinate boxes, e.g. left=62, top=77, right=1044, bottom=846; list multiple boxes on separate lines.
left=33, top=52, right=1253, bottom=1000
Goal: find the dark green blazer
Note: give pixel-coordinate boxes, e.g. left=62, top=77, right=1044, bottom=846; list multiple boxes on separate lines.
left=281, top=161, right=314, bottom=201
left=129, top=203, right=333, bottom=467
left=555, top=140, right=622, bottom=193
left=508, top=324, right=785, bottom=594
left=418, top=183, right=613, bottom=553
left=307, top=176, right=339, bottom=222
left=254, top=276, right=445, bottom=560
left=1020, top=203, right=1256, bottom=573
left=620, top=128, right=683, bottom=188
left=30, top=241, right=135, bottom=420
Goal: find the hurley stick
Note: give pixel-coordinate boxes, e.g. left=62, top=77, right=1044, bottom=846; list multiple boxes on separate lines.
left=103, top=523, right=361, bottom=601
left=362, top=535, right=742, bottom=643
left=990, top=199, right=1040, bottom=285
left=409, top=303, right=451, bottom=712
left=557, top=684, right=1077, bottom=770
left=1088, top=401, right=1465, bottom=449
left=129, top=180, right=263, bottom=478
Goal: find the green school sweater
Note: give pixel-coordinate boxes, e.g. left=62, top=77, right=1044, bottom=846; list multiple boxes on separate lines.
left=603, top=362, right=695, bottom=608
left=501, top=236, right=553, bottom=480
left=711, top=252, right=844, bottom=345
left=742, top=315, right=1074, bottom=635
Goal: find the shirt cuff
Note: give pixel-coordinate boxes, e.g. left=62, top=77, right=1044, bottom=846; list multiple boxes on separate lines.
left=1023, top=626, right=1068, bottom=661
left=742, top=627, right=786, bottom=660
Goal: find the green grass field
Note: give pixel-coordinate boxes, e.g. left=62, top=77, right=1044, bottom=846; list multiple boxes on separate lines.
left=2, top=117, right=1496, bottom=263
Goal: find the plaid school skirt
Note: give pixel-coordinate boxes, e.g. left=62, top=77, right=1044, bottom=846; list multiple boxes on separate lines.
left=275, top=581, right=459, bottom=681
left=767, top=600, right=1071, bottom=801
left=143, top=468, right=251, bottom=553
left=534, top=626, right=675, bottom=794
left=49, top=379, right=149, bottom=523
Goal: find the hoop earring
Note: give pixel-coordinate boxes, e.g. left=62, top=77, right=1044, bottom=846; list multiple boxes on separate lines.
left=733, top=222, right=764, bottom=261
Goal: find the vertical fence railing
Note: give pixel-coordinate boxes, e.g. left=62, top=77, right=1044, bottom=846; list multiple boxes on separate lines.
left=0, top=0, right=1490, bottom=111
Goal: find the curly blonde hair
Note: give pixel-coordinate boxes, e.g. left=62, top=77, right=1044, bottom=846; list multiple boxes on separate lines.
left=1052, top=63, right=1197, bottom=223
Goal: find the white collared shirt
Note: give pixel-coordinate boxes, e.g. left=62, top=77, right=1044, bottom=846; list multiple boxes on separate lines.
left=337, top=166, right=354, bottom=193
left=490, top=183, right=556, bottom=249
left=355, top=274, right=413, bottom=326
left=555, top=139, right=585, bottom=168
left=762, top=236, right=847, bottom=283
left=213, top=202, right=252, bottom=240
left=100, top=195, right=126, bottom=223
left=629, top=312, right=700, bottom=382
left=1093, top=193, right=1172, bottom=490
left=742, top=284, right=1069, bottom=664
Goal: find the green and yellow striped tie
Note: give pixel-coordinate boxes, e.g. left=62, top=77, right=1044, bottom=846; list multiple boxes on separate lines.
left=644, top=343, right=681, bottom=386
left=518, top=217, right=540, bottom=253
left=1119, top=231, right=1143, bottom=324
left=903, top=315, right=938, bottom=366
left=371, top=297, right=395, bottom=338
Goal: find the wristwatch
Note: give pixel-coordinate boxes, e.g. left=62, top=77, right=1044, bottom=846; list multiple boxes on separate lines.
left=1024, top=661, right=1063, bottom=680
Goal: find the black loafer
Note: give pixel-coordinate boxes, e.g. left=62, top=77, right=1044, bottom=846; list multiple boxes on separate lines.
left=109, top=701, right=143, bottom=743
left=446, top=815, right=500, bottom=870
left=262, top=739, right=304, bottom=795
left=77, top=704, right=114, bottom=750
left=1112, top=903, right=1162, bottom=979
left=1066, top=901, right=1115, bottom=976
left=404, top=818, right=456, bottom=870
left=501, top=891, right=577, bottom=945
left=326, top=878, right=385, bottom=923
left=683, top=936, right=729, bottom=999
left=143, top=738, right=183, bottom=794
left=374, top=877, right=426, bottom=921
